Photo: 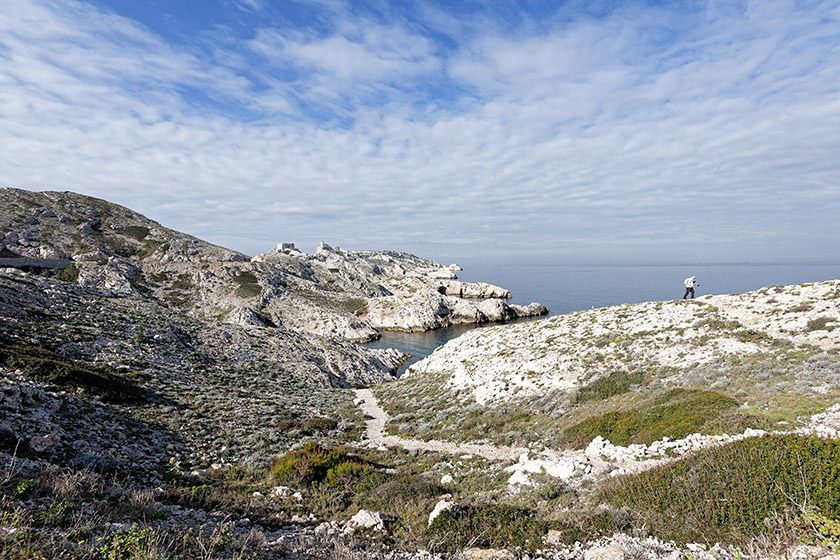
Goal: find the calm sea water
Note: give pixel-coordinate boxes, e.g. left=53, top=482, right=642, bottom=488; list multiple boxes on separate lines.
left=366, top=263, right=840, bottom=372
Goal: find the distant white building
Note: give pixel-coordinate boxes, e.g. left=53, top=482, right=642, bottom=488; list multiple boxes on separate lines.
left=277, top=242, right=295, bottom=251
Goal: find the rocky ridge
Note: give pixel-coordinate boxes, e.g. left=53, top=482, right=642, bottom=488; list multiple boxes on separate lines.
left=407, top=279, right=840, bottom=405
left=0, top=188, right=547, bottom=343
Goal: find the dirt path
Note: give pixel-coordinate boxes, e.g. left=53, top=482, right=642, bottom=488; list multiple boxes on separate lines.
left=354, top=388, right=529, bottom=462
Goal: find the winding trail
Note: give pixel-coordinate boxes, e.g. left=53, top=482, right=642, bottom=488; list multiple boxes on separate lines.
left=354, top=388, right=840, bottom=486
left=354, top=388, right=529, bottom=462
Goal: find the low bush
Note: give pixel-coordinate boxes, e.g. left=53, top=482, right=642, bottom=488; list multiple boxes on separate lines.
left=426, top=504, right=625, bottom=553
left=0, top=338, right=146, bottom=403
left=575, top=370, right=645, bottom=403
left=230, top=269, right=261, bottom=297
left=427, top=503, right=552, bottom=552
left=272, top=442, right=366, bottom=488
left=43, top=264, right=79, bottom=283
left=806, top=316, right=836, bottom=332
left=123, top=225, right=150, bottom=241
left=96, top=525, right=159, bottom=559
left=602, top=434, right=840, bottom=544
left=561, top=388, right=739, bottom=447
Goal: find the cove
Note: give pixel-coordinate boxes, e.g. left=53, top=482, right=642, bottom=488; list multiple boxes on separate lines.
left=364, top=316, right=543, bottom=376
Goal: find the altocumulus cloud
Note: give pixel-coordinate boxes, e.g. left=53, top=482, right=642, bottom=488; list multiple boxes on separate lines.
left=0, top=0, right=838, bottom=263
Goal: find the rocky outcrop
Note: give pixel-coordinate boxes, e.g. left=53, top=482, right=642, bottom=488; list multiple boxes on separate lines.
left=407, top=279, right=840, bottom=405
left=437, top=280, right=510, bottom=299
left=0, top=188, right=547, bottom=343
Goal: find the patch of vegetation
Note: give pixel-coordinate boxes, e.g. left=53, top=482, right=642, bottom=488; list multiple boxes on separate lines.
left=575, top=370, right=645, bottom=403
left=0, top=462, right=252, bottom=559
left=161, top=273, right=195, bottom=307
left=602, top=434, right=840, bottom=545
left=275, top=416, right=339, bottom=436
left=801, top=507, right=840, bottom=552
left=137, top=239, right=164, bottom=259
left=234, top=284, right=262, bottom=298
left=561, top=388, right=741, bottom=447
left=41, top=264, right=79, bottom=284
left=805, top=316, right=836, bottom=332
left=342, top=297, right=368, bottom=316
left=232, top=270, right=261, bottom=298
left=18, top=196, right=43, bottom=208
left=272, top=442, right=366, bottom=487
left=0, top=337, right=146, bottom=404
left=102, top=234, right=139, bottom=257
left=294, top=288, right=369, bottom=316
left=734, top=328, right=775, bottom=344
left=123, top=225, right=150, bottom=241
left=232, top=270, right=258, bottom=285
left=95, top=525, right=159, bottom=559
left=426, top=505, right=626, bottom=553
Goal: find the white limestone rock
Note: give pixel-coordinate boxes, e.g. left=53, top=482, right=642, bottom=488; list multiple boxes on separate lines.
left=225, top=307, right=272, bottom=328
left=409, top=279, right=840, bottom=404
left=428, top=497, right=460, bottom=526
left=347, top=509, right=388, bottom=532
left=585, top=545, right=625, bottom=560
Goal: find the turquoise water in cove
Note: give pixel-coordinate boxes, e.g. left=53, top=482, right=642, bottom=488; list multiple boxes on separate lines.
left=365, top=263, right=840, bottom=373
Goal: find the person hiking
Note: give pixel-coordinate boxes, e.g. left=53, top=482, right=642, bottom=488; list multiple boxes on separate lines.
left=683, top=275, right=698, bottom=299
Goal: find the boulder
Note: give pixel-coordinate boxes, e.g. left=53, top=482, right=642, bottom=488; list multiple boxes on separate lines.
left=347, top=509, right=388, bottom=532
left=225, top=307, right=273, bottom=328
left=29, top=433, right=61, bottom=453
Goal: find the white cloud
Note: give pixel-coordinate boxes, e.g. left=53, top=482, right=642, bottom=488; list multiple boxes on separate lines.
left=0, top=0, right=838, bottom=263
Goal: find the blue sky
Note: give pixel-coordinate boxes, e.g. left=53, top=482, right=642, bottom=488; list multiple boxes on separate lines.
left=1, top=0, right=838, bottom=264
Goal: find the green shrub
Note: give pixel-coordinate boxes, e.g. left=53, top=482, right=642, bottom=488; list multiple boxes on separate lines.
left=602, top=434, right=840, bottom=544
left=232, top=271, right=257, bottom=285
left=806, top=317, right=836, bottom=332
left=427, top=504, right=551, bottom=552
left=575, top=371, right=645, bottom=403
left=234, top=283, right=262, bottom=298
left=14, top=479, right=35, bottom=499
left=271, top=442, right=351, bottom=486
left=123, top=225, right=150, bottom=241
left=33, top=502, right=74, bottom=528
left=324, top=460, right=373, bottom=489
left=561, top=388, right=739, bottom=447
left=734, top=329, right=774, bottom=344
left=45, top=263, right=79, bottom=283
left=232, top=270, right=260, bottom=298
left=137, top=239, right=163, bottom=259
left=96, top=526, right=158, bottom=560
left=426, top=505, right=623, bottom=552
left=801, top=507, right=840, bottom=551
left=342, top=297, right=369, bottom=316
left=0, top=338, right=146, bottom=403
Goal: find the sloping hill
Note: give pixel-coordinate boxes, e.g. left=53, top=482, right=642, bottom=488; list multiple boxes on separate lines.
left=376, top=279, right=840, bottom=449
left=0, top=187, right=546, bottom=342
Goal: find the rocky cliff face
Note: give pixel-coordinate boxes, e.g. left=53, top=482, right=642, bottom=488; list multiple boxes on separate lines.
left=0, top=188, right=546, bottom=343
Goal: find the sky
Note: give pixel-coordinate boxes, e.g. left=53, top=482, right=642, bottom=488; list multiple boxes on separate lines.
left=1, top=0, right=839, bottom=265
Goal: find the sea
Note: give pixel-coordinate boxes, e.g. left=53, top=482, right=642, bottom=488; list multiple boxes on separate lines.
left=365, top=263, right=840, bottom=373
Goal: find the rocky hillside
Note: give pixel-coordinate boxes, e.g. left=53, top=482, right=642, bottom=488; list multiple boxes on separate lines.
left=4, top=187, right=840, bottom=559
left=376, top=279, right=840, bottom=449
left=0, top=188, right=546, bottom=343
